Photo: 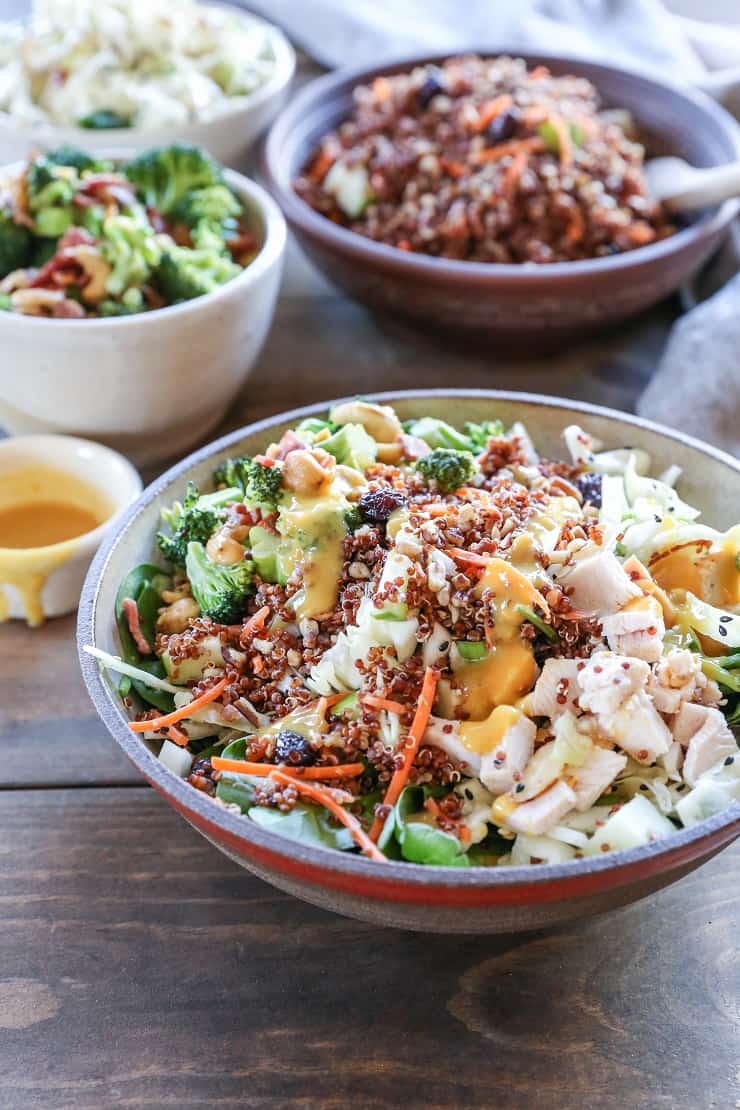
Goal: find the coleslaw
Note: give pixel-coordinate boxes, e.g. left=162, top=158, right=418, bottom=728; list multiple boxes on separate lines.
left=0, top=0, right=279, bottom=131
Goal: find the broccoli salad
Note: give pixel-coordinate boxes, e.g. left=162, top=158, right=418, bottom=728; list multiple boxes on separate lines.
left=0, top=143, right=257, bottom=317
left=85, top=402, right=740, bottom=867
left=0, top=0, right=279, bottom=131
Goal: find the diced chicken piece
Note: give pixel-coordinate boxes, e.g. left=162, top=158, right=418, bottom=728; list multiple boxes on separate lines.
left=672, top=701, right=711, bottom=746
left=525, top=658, right=582, bottom=718
left=506, top=781, right=578, bottom=836
left=569, top=747, right=628, bottom=811
left=606, top=691, right=673, bottom=765
left=578, top=653, right=650, bottom=717
left=553, top=546, right=641, bottom=615
left=480, top=715, right=537, bottom=794
left=671, top=704, right=738, bottom=786
left=601, top=596, right=665, bottom=663
left=423, top=716, right=482, bottom=775
left=650, top=649, right=702, bottom=715
left=659, top=741, right=684, bottom=782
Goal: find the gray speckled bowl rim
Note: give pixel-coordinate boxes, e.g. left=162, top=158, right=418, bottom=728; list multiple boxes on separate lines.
left=264, top=48, right=740, bottom=282
left=77, top=390, right=740, bottom=895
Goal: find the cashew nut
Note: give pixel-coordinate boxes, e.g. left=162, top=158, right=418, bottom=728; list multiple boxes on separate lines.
left=156, top=596, right=200, bottom=634
left=206, top=529, right=246, bottom=566
left=0, top=269, right=32, bottom=294
left=10, top=288, right=65, bottom=315
left=65, top=244, right=111, bottom=305
left=282, top=448, right=336, bottom=496
left=329, top=400, right=402, bottom=443
left=376, top=442, right=403, bottom=464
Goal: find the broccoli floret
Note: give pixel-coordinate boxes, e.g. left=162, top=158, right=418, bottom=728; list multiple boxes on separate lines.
left=172, top=184, right=241, bottom=233
left=214, top=456, right=283, bottom=509
left=154, top=245, right=240, bottom=303
left=125, top=144, right=224, bottom=215
left=48, top=146, right=112, bottom=172
left=464, top=419, right=505, bottom=450
left=100, top=213, right=163, bottom=297
left=78, top=109, right=131, bottom=130
left=414, top=448, right=478, bottom=493
left=25, top=152, right=88, bottom=238
left=0, top=209, right=32, bottom=278
left=405, top=417, right=475, bottom=453
left=0, top=293, right=11, bottom=311
left=30, top=237, right=57, bottom=268
left=157, top=481, right=219, bottom=567
left=320, top=423, right=377, bottom=472
left=185, top=541, right=255, bottom=623
left=343, top=505, right=364, bottom=532
left=405, top=416, right=506, bottom=454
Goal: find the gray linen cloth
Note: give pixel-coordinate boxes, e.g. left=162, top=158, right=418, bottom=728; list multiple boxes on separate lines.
left=245, top=0, right=740, bottom=454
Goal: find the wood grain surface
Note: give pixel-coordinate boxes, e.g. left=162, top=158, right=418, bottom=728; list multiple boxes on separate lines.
left=1, top=788, right=738, bottom=1110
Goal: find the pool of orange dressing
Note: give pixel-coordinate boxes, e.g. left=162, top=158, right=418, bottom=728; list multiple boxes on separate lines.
left=0, top=465, right=112, bottom=625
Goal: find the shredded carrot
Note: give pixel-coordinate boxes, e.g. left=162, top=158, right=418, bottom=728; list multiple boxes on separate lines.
left=269, top=769, right=386, bottom=861
left=129, top=676, right=229, bottom=733
left=167, top=725, right=189, bottom=748
left=566, top=204, right=585, bottom=244
left=473, top=137, right=544, bottom=164
left=502, top=149, right=527, bottom=195
left=372, top=76, right=392, bottom=101
left=370, top=667, right=439, bottom=842
left=474, top=94, right=513, bottom=131
left=459, top=824, right=472, bottom=845
left=362, top=694, right=407, bottom=715
left=212, top=758, right=365, bottom=781
left=441, top=157, right=467, bottom=179
left=309, top=147, right=337, bottom=182
left=424, top=796, right=442, bottom=819
left=244, top=605, right=270, bottom=634
left=530, top=65, right=550, bottom=80
left=446, top=546, right=491, bottom=567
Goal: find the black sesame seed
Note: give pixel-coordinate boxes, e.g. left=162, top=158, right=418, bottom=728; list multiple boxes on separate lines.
left=719, top=615, right=732, bottom=623
left=718, top=626, right=728, bottom=637
left=724, top=755, right=735, bottom=766
left=515, top=783, right=525, bottom=794
left=464, top=787, right=474, bottom=800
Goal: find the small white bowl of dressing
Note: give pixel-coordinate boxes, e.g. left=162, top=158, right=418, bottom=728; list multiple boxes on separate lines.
left=0, top=434, right=141, bottom=626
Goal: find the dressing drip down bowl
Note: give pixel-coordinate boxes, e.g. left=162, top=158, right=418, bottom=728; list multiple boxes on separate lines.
left=264, top=51, right=740, bottom=346
left=78, top=391, right=740, bottom=933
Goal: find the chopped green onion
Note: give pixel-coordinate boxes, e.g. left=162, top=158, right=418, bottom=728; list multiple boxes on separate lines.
left=516, top=604, right=559, bottom=643
left=456, top=641, right=488, bottom=662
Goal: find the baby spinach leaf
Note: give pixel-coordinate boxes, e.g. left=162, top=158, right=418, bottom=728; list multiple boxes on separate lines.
left=249, top=803, right=355, bottom=852
left=392, top=785, right=469, bottom=867
left=115, top=562, right=173, bottom=711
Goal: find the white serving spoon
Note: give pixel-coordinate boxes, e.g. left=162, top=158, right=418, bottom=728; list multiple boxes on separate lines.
left=645, top=156, right=740, bottom=212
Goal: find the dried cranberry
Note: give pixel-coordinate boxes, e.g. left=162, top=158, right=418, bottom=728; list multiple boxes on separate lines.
left=486, top=105, right=522, bottom=144
left=417, top=72, right=445, bottom=110
left=358, top=486, right=407, bottom=524
left=576, top=472, right=603, bottom=508
left=274, top=729, right=316, bottom=766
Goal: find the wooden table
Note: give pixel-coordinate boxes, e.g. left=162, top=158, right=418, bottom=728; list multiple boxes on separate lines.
left=2, top=264, right=739, bottom=1108
left=2, top=4, right=739, bottom=1102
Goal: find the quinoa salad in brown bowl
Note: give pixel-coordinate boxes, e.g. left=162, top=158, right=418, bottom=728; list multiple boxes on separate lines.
left=265, top=51, right=740, bottom=345
left=294, top=55, right=674, bottom=266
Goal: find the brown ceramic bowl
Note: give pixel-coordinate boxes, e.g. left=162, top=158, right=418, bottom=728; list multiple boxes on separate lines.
left=264, top=51, right=740, bottom=347
left=77, top=390, right=740, bottom=934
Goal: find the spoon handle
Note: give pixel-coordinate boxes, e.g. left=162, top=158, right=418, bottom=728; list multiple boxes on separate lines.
left=667, top=162, right=740, bottom=212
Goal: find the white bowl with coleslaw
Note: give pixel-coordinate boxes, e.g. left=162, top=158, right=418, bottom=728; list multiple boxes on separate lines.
left=0, top=0, right=296, bottom=167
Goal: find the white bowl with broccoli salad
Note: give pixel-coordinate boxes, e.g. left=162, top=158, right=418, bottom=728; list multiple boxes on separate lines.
left=0, top=0, right=296, bottom=167
left=0, top=142, right=286, bottom=465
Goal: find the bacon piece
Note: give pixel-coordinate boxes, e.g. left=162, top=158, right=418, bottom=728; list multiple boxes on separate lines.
left=121, top=597, right=153, bottom=655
